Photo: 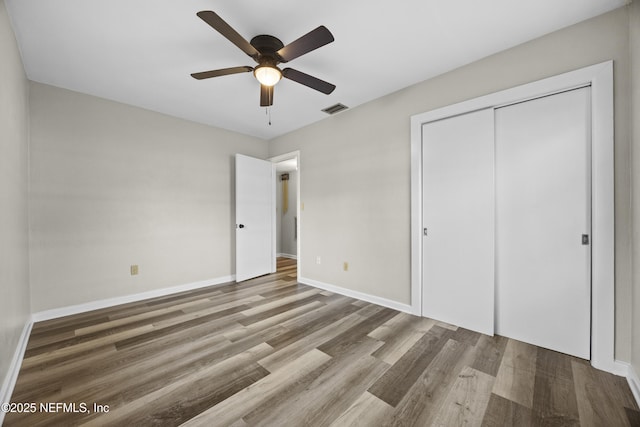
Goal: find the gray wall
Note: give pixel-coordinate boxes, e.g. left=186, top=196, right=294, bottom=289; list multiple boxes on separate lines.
left=29, top=83, right=267, bottom=312
left=269, top=7, right=634, bottom=361
left=630, top=0, right=640, bottom=384
left=0, top=0, right=31, bottom=392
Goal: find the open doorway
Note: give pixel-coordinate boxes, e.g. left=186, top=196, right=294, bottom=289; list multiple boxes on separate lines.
left=275, top=159, right=297, bottom=259
left=270, top=151, right=301, bottom=280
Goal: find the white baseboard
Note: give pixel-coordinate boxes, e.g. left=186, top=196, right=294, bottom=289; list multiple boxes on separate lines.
left=277, top=253, right=297, bottom=260
left=604, top=360, right=640, bottom=408
left=627, top=362, right=640, bottom=408
left=0, top=320, right=33, bottom=424
left=593, top=359, right=632, bottom=377
left=32, top=275, right=235, bottom=322
left=299, top=276, right=413, bottom=314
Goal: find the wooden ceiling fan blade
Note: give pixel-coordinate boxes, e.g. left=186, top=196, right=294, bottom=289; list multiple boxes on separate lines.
left=260, top=85, right=274, bottom=107
left=196, top=11, right=260, bottom=60
left=282, top=68, right=335, bottom=94
left=276, top=26, right=334, bottom=63
left=191, top=66, right=253, bottom=80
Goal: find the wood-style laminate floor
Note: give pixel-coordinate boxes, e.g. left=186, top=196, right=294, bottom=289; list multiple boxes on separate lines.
left=5, top=258, right=639, bottom=426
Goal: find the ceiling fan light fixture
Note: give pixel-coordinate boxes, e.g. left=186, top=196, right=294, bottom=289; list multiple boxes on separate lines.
left=254, top=65, right=282, bottom=86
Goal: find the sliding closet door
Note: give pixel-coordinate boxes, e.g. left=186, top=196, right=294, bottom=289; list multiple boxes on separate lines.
left=422, top=108, right=494, bottom=335
left=495, top=87, right=591, bottom=359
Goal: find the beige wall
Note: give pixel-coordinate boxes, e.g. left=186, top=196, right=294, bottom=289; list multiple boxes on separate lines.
left=0, top=0, right=31, bottom=390
left=269, top=7, right=634, bottom=360
left=29, top=83, right=267, bottom=312
left=630, top=0, right=640, bottom=378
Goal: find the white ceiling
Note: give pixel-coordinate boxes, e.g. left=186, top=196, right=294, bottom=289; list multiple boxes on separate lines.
left=6, top=0, right=628, bottom=140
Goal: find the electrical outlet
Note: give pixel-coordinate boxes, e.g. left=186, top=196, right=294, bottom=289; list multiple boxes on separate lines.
left=316, top=256, right=321, bottom=265
left=343, top=262, right=349, bottom=272
left=130, top=265, right=139, bottom=275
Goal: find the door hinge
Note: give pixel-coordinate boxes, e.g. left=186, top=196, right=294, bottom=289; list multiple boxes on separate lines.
left=582, top=234, right=589, bottom=245
left=423, top=228, right=428, bottom=236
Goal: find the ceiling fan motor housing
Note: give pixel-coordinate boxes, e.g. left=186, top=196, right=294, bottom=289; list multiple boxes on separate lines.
left=250, top=34, right=285, bottom=65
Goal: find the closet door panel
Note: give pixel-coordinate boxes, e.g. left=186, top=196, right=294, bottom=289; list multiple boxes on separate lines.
left=495, top=87, right=591, bottom=359
left=422, top=108, right=494, bottom=335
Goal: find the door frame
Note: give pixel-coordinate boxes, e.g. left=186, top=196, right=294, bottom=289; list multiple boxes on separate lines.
left=410, top=61, right=618, bottom=374
left=269, top=151, right=301, bottom=281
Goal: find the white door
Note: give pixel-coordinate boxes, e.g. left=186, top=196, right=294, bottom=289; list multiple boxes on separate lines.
left=422, top=108, right=495, bottom=335
left=235, top=154, right=275, bottom=282
left=495, top=87, right=591, bottom=359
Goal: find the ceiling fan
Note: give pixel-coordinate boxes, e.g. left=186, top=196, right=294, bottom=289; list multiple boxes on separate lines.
left=191, top=11, right=336, bottom=107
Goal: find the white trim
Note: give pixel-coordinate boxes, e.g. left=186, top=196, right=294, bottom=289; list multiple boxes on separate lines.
left=32, top=275, right=235, bottom=322
left=410, top=107, right=423, bottom=316
left=277, top=253, right=298, bottom=260
left=299, top=276, right=413, bottom=314
left=611, top=360, right=640, bottom=407
left=271, top=172, right=277, bottom=272
left=610, top=359, right=636, bottom=377
left=626, top=362, right=640, bottom=408
left=270, top=162, right=277, bottom=274
left=269, top=151, right=301, bottom=282
left=0, top=320, right=33, bottom=424
left=411, top=61, right=616, bottom=373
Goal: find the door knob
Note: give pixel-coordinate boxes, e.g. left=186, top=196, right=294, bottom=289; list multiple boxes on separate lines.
left=238, top=224, right=245, bottom=229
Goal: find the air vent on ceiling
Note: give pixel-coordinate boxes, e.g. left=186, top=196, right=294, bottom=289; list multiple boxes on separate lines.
left=322, top=103, right=349, bottom=115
